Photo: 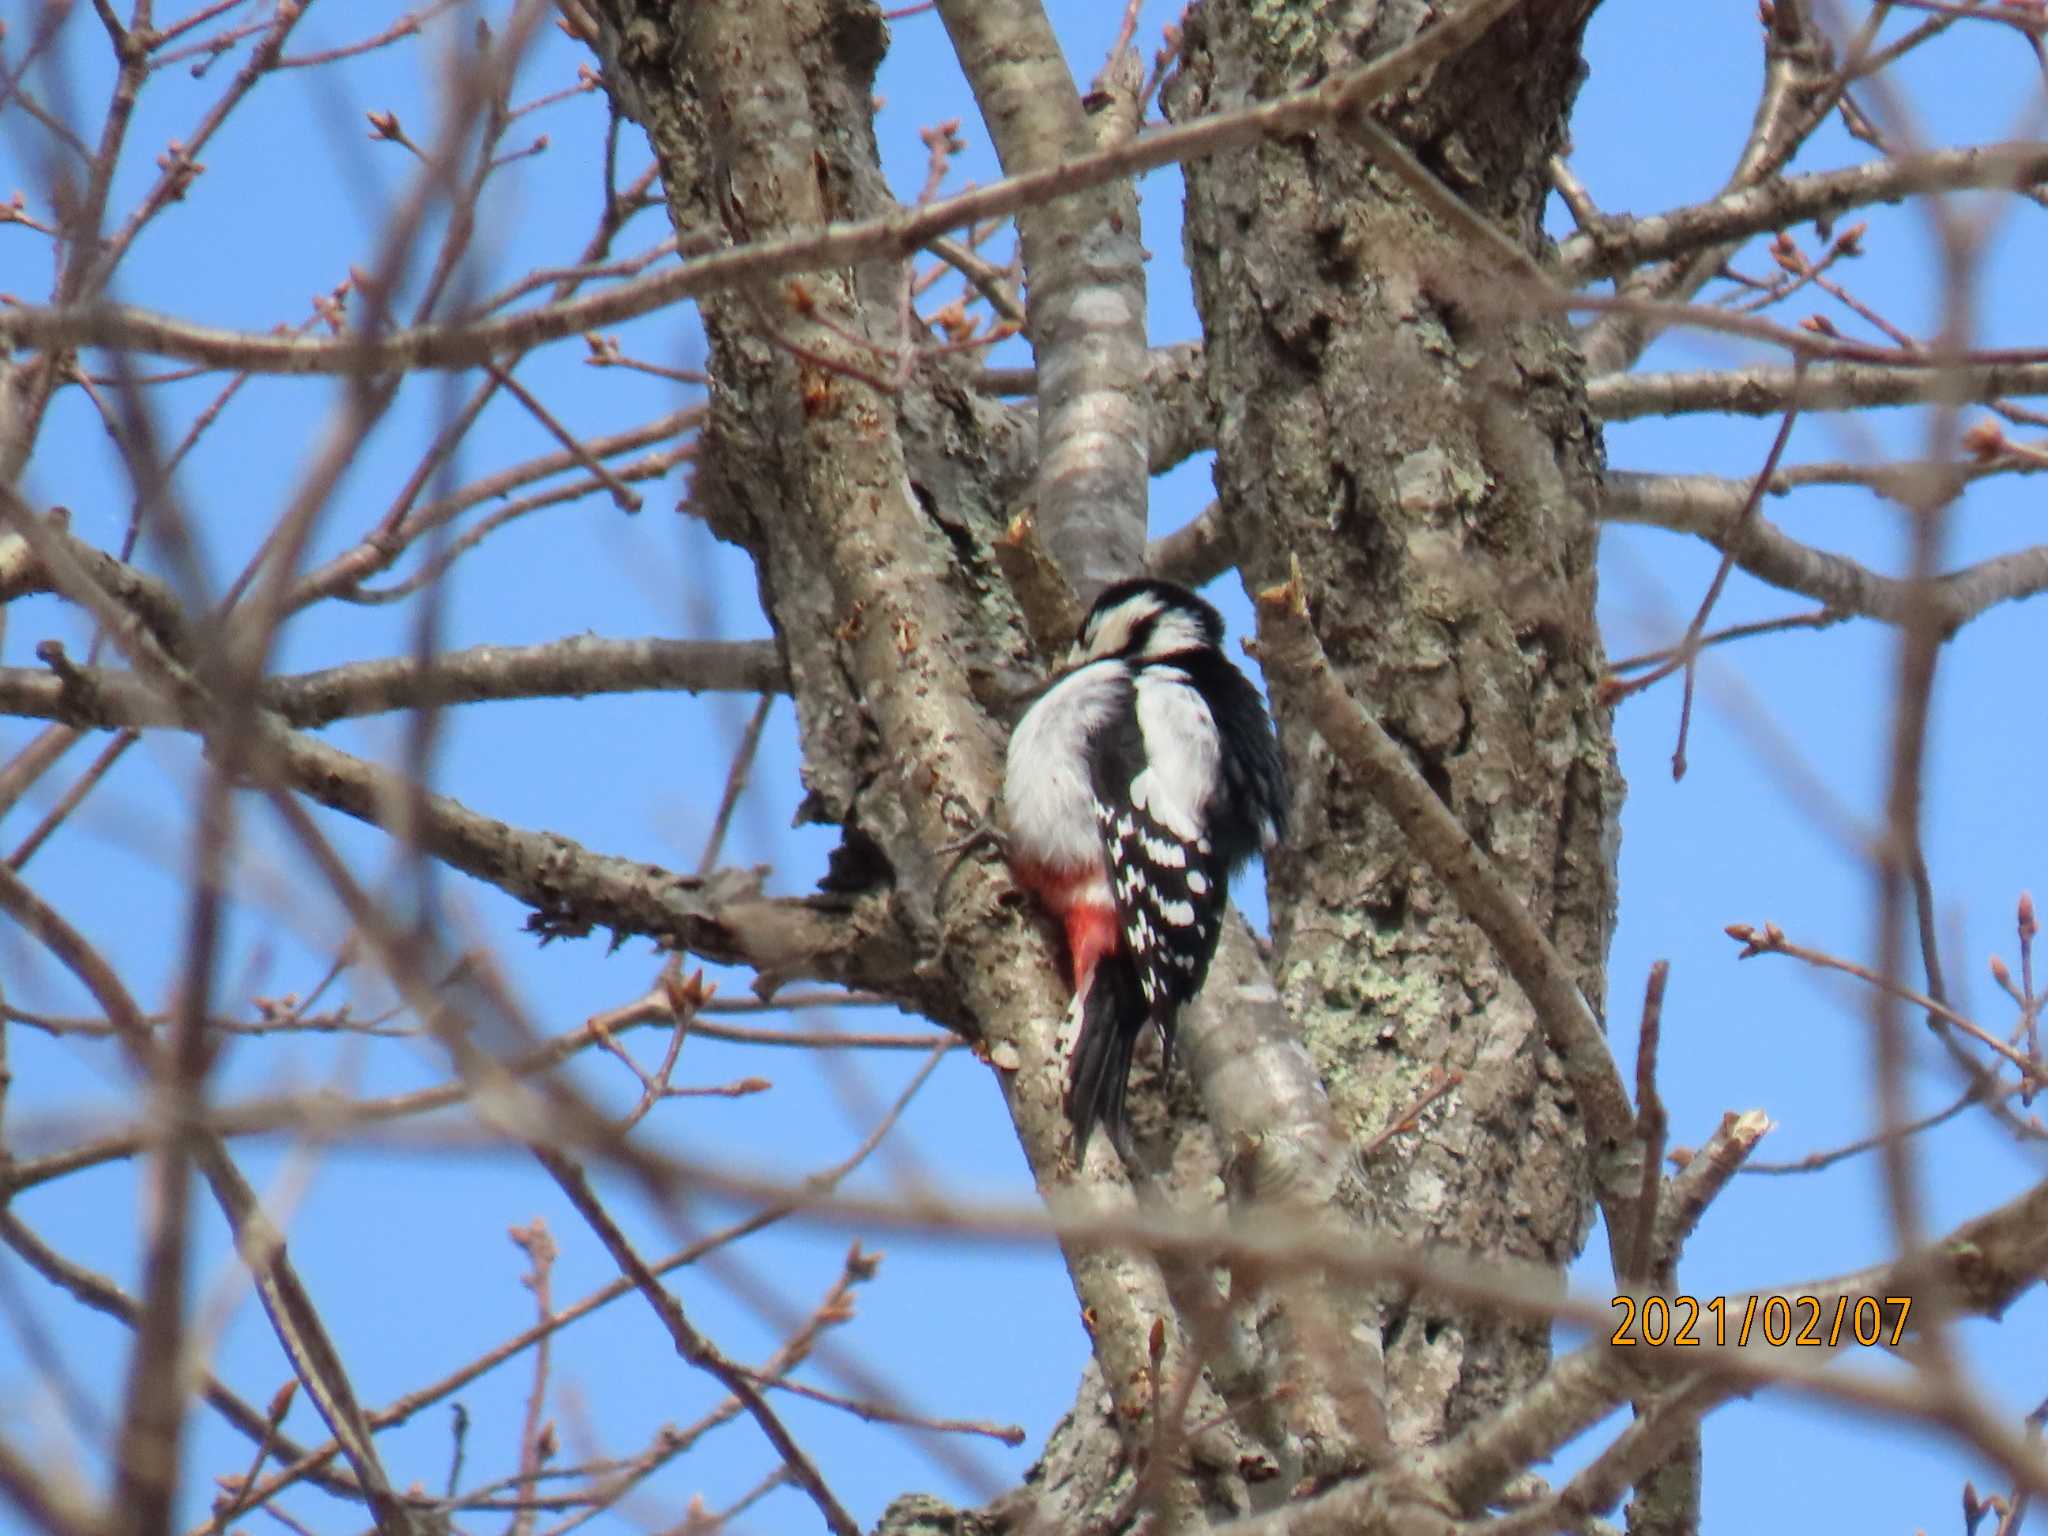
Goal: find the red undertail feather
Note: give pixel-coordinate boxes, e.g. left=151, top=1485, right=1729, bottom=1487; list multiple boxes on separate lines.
left=1061, top=903, right=1120, bottom=1002
left=1012, top=856, right=1135, bottom=1157
left=1011, top=858, right=1117, bottom=997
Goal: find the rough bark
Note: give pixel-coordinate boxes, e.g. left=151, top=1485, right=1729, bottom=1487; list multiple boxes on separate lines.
left=1169, top=0, right=1620, bottom=1450
left=591, top=0, right=1622, bottom=1526
left=592, top=1, right=1253, bottom=1526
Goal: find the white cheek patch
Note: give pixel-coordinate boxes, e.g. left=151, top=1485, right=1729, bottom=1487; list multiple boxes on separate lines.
left=1076, top=594, right=1156, bottom=664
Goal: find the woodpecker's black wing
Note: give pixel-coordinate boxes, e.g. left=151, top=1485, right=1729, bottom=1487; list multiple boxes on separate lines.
left=1064, top=666, right=1233, bottom=1157
left=1178, top=648, right=1289, bottom=861
left=1089, top=671, right=1228, bottom=1056
left=1067, top=799, right=1226, bottom=1159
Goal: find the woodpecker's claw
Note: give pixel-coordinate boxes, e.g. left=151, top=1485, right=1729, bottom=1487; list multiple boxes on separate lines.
left=933, top=815, right=1007, bottom=913
left=935, top=817, right=1004, bottom=860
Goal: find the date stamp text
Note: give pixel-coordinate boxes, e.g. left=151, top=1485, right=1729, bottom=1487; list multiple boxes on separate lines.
left=1609, top=1294, right=1912, bottom=1348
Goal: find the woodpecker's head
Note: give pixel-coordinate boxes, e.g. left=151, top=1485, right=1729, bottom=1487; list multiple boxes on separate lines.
left=1070, top=579, right=1224, bottom=668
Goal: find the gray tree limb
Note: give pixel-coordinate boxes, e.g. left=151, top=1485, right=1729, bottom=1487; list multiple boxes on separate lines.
left=0, top=636, right=785, bottom=732
left=1604, top=470, right=2048, bottom=630
left=939, top=0, right=1150, bottom=601
left=1592, top=357, right=2048, bottom=421
left=1556, top=142, right=2048, bottom=284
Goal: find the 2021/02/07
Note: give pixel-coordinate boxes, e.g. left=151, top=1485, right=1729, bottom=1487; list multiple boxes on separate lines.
left=1609, top=1294, right=1913, bottom=1348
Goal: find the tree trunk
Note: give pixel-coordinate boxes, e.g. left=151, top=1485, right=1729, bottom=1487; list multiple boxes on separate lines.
left=594, top=0, right=1622, bottom=1522
left=1170, top=0, right=1619, bottom=1447
left=595, top=4, right=1249, bottom=1523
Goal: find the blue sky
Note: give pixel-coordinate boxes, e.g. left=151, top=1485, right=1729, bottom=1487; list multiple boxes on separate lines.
left=2, top=0, right=2046, bottom=1530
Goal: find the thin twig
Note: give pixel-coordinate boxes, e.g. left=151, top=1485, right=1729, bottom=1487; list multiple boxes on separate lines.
left=1743, top=1085, right=1984, bottom=1174
left=1606, top=383, right=1805, bottom=779
left=1606, top=609, right=1845, bottom=676
left=6, top=728, right=138, bottom=869
left=0, top=0, right=1531, bottom=376
left=1625, top=962, right=1671, bottom=1284
left=530, top=1147, right=862, bottom=1536
left=507, top=1221, right=558, bottom=1536
left=1727, top=923, right=2044, bottom=1085
left=738, top=1369, right=1026, bottom=1446
left=1357, top=1067, right=1463, bottom=1157
left=698, top=694, right=775, bottom=876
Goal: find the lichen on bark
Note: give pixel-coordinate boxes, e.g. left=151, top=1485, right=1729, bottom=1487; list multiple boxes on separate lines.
left=1170, top=0, right=1622, bottom=1446
left=592, top=0, right=1625, bottom=1520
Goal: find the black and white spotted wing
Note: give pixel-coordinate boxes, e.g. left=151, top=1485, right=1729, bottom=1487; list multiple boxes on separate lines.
left=1086, top=664, right=1234, bottom=1067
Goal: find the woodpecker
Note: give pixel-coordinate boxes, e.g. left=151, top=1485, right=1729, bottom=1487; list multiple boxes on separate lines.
left=1003, top=578, right=1288, bottom=1159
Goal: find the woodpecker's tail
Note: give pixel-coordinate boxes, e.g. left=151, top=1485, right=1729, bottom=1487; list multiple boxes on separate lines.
left=1066, top=951, right=1147, bottom=1161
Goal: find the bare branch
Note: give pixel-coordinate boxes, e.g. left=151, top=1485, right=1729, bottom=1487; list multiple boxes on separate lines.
left=1558, top=142, right=2048, bottom=283
left=0, top=0, right=1527, bottom=377
left=1726, top=921, right=2043, bottom=1088
left=267, top=726, right=928, bottom=997
left=939, top=0, right=1151, bottom=599
left=1603, top=471, right=2048, bottom=632
left=0, top=1208, right=359, bottom=1502
left=532, top=1146, right=863, bottom=1536
left=0, top=636, right=784, bottom=734
left=192, top=1142, right=419, bottom=1536
left=1146, top=500, right=1235, bottom=590
left=1591, top=357, right=2048, bottom=420
left=156, top=1032, right=949, bottom=1521
left=1578, top=0, right=1840, bottom=377
left=0, top=1437, right=102, bottom=1536
left=267, top=637, right=783, bottom=723
left=1474, top=1376, right=1723, bottom=1536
